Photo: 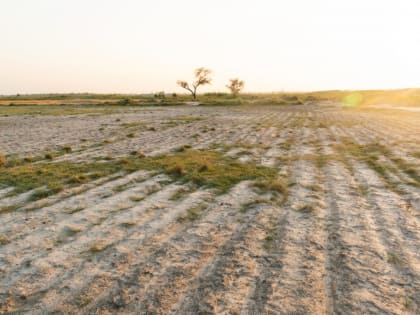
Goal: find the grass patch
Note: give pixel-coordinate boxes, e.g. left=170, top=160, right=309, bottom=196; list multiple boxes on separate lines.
left=338, top=140, right=419, bottom=187
left=0, top=159, right=127, bottom=200
left=0, top=149, right=278, bottom=201
left=391, top=157, right=420, bottom=184
left=142, top=149, right=278, bottom=193
left=337, top=140, right=393, bottom=178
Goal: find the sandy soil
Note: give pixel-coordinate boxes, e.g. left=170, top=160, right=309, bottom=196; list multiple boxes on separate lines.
left=0, top=104, right=419, bottom=314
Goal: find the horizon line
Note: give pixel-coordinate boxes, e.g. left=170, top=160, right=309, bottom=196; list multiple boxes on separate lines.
left=1, top=87, right=420, bottom=97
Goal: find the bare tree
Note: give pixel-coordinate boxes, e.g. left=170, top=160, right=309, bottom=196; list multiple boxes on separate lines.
left=226, top=78, right=245, bottom=96
left=177, top=67, right=212, bottom=99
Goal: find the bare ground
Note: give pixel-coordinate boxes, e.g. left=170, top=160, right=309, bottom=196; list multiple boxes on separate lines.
left=0, top=103, right=419, bottom=314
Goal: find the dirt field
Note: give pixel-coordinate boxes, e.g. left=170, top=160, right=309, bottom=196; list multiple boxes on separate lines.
left=0, top=103, right=419, bottom=314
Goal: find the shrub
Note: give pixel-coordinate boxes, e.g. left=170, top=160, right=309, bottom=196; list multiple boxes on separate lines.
left=63, top=146, right=72, bottom=153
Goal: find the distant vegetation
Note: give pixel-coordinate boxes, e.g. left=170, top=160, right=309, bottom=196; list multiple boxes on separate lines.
left=226, top=78, right=245, bottom=96
left=0, top=88, right=419, bottom=108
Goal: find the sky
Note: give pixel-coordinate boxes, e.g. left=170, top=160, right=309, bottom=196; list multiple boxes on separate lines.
left=1, top=0, right=420, bottom=94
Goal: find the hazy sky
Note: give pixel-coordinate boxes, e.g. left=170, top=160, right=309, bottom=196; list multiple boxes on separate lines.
left=1, top=0, right=419, bottom=94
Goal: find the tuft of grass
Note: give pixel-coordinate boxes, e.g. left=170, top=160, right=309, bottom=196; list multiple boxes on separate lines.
left=169, top=187, right=193, bottom=201
left=126, top=133, right=135, bottom=138
left=44, top=153, right=53, bottom=160
left=173, top=115, right=204, bottom=123
left=68, top=174, right=88, bottom=184
left=177, top=204, right=207, bottom=222
left=253, top=179, right=288, bottom=202
left=65, top=206, right=84, bottom=214
left=120, top=221, right=136, bottom=228
left=122, top=122, right=145, bottom=128
left=90, top=241, right=108, bottom=253
left=402, top=296, right=412, bottom=309
left=111, top=205, right=131, bottom=212
left=23, top=157, right=33, bottom=163
left=64, top=225, right=83, bottom=234
left=62, top=146, right=72, bottom=153
left=0, top=234, right=10, bottom=245
left=296, top=204, right=315, bottom=213
left=315, top=154, right=329, bottom=168
left=175, top=144, right=193, bottom=153
left=263, top=226, right=281, bottom=250
left=0, top=152, right=4, bottom=167
left=168, top=165, right=186, bottom=176
left=129, top=195, right=145, bottom=202
left=241, top=198, right=272, bottom=213
left=387, top=251, right=403, bottom=266
left=112, top=183, right=131, bottom=193
left=0, top=205, right=20, bottom=213
left=29, top=185, right=63, bottom=201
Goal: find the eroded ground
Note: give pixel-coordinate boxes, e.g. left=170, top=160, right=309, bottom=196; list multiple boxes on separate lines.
left=0, top=104, right=419, bottom=314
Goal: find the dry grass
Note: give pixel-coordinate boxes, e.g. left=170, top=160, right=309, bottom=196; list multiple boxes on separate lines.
left=0, top=234, right=10, bottom=245
left=253, top=179, right=288, bottom=202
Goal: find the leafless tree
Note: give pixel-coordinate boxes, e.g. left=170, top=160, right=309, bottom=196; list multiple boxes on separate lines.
left=177, top=67, right=212, bottom=99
